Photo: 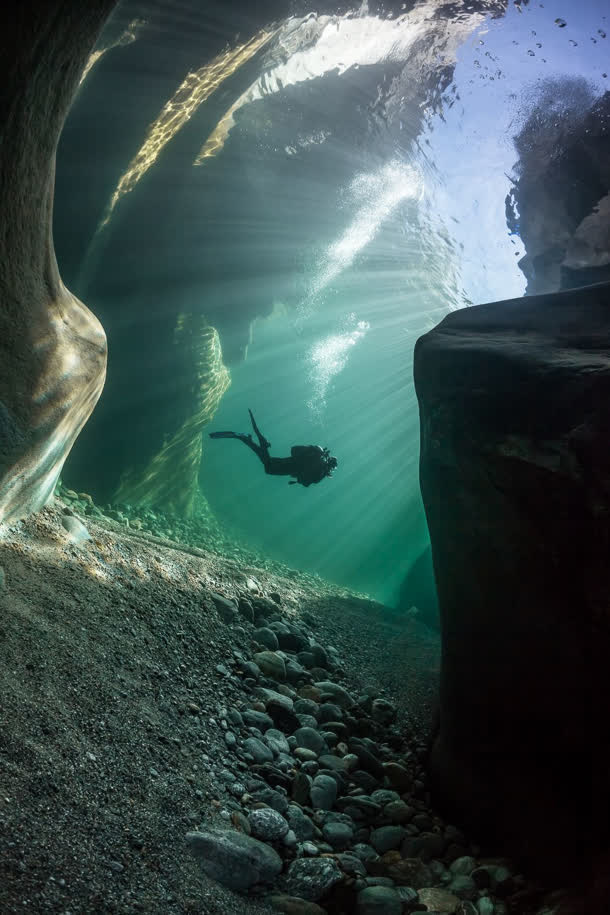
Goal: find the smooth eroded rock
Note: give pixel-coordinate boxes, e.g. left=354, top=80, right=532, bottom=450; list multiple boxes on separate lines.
left=187, top=828, right=282, bottom=891
left=415, top=281, right=610, bottom=875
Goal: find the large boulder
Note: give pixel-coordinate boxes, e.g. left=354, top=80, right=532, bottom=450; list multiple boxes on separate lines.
left=414, top=281, right=610, bottom=877
left=0, top=1, right=116, bottom=523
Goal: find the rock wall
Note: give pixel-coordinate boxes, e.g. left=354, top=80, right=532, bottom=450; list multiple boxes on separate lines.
left=0, top=1, right=116, bottom=524
left=111, top=315, right=230, bottom=517
left=414, top=280, right=610, bottom=877
left=507, top=82, right=610, bottom=295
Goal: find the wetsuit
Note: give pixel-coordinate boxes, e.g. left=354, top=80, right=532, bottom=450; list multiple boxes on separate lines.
left=209, top=410, right=337, bottom=487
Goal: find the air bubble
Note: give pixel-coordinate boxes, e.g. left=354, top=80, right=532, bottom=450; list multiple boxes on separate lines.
left=555, top=18, right=566, bottom=27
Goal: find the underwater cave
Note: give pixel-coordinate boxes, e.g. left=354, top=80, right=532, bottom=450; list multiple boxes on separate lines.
left=0, top=0, right=609, bottom=912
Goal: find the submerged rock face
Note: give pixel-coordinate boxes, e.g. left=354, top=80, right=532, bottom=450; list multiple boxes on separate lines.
left=507, top=81, right=610, bottom=295
left=0, top=1, right=115, bottom=523
left=414, top=281, right=610, bottom=875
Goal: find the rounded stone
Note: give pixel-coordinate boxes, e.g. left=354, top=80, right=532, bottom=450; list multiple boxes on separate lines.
left=294, top=698, right=319, bottom=717
left=284, top=856, right=343, bottom=901
left=243, top=737, right=274, bottom=764
left=370, top=699, right=396, bottom=725
left=248, top=808, right=289, bottom=842
left=383, top=800, right=414, bottom=825
left=356, top=886, right=402, bottom=914
left=268, top=894, right=327, bottom=914
left=318, top=703, right=343, bottom=723
left=450, top=856, right=476, bottom=876
left=253, top=627, right=280, bottom=651
left=187, top=828, right=282, bottom=891
left=254, top=651, right=286, bottom=681
left=370, top=826, right=407, bottom=854
left=322, top=821, right=354, bottom=850
left=295, top=727, right=325, bottom=754
left=310, top=774, right=337, bottom=810
left=265, top=728, right=291, bottom=756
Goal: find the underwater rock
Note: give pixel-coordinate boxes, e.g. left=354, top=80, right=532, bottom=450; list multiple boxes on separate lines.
left=67, top=316, right=230, bottom=518
left=397, top=545, right=440, bottom=630
left=294, top=727, right=325, bottom=755
left=209, top=592, right=238, bottom=624
left=415, top=280, right=610, bottom=877
left=417, top=887, right=461, bottom=912
left=283, top=857, right=343, bottom=902
left=254, top=651, right=286, bottom=682
left=309, top=774, right=337, bottom=810
left=356, top=885, right=402, bottom=915
left=60, top=515, right=92, bottom=544
left=248, top=807, right=289, bottom=842
left=0, top=1, right=113, bottom=524
left=370, top=826, right=407, bottom=855
left=267, top=895, right=327, bottom=915
left=507, top=85, right=610, bottom=295
left=243, top=737, right=274, bottom=765
left=253, top=627, right=280, bottom=651
left=186, top=827, right=282, bottom=891
left=313, top=682, right=354, bottom=709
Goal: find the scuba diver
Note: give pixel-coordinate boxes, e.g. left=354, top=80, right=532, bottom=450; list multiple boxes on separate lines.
left=209, top=409, right=338, bottom=488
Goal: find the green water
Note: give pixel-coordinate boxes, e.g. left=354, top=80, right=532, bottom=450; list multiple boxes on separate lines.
left=54, top=0, right=608, bottom=607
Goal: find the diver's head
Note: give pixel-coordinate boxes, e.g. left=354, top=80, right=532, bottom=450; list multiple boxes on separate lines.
left=323, top=450, right=338, bottom=476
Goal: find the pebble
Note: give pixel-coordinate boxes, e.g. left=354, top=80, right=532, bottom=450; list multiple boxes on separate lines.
left=243, top=710, right=274, bottom=731
left=254, top=651, right=286, bottom=681
left=209, top=592, right=238, bottom=624
left=313, top=681, right=354, bottom=709
left=253, top=627, right=280, bottom=651
left=418, top=887, right=462, bottom=911
left=248, top=808, right=289, bottom=841
left=265, top=730, right=291, bottom=757
left=254, top=788, right=289, bottom=814
left=268, top=894, right=327, bottom=914
left=0, top=566, right=5, bottom=591
left=187, top=828, right=282, bottom=891
left=283, top=857, right=343, bottom=902
left=60, top=515, right=91, bottom=543
left=449, top=875, right=477, bottom=899
left=294, top=699, right=319, bottom=717
left=383, top=800, right=414, bottom=825
left=450, top=856, right=476, bottom=876
left=322, top=821, right=354, bottom=849
left=292, top=772, right=312, bottom=810
left=356, top=885, right=402, bottom=914
left=318, top=703, right=343, bottom=723
left=295, top=727, right=325, bottom=754
left=370, top=826, right=407, bottom=854
left=287, top=805, right=315, bottom=841
left=370, top=698, right=396, bottom=725
left=310, top=774, right=337, bottom=810
left=243, top=737, right=274, bottom=764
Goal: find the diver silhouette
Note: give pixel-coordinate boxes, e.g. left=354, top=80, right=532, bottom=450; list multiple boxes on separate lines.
left=209, top=409, right=338, bottom=488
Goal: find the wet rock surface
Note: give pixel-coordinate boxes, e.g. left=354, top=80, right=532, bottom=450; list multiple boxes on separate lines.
left=415, top=281, right=610, bottom=884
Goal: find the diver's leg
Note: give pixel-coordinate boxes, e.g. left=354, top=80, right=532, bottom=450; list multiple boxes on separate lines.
left=209, top=427, right=268, bottom=467
left=248, top=409, right=271, bottom=451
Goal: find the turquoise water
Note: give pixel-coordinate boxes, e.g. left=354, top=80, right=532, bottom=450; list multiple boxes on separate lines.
left=54, top=0, right=608, bottom=606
